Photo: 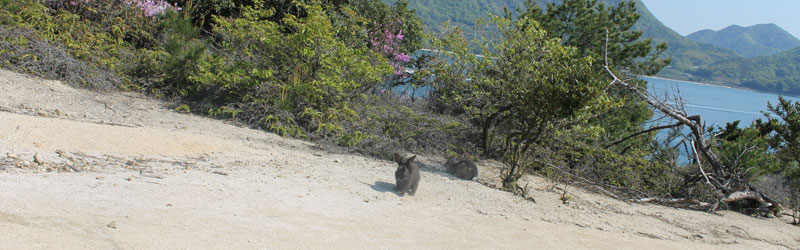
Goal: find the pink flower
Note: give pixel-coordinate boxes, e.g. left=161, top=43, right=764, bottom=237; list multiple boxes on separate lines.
left=395, top=30, right=404, bottom=40
left=122, top=0, right=173, bottom=17
left=381, top=45, right=393, bottom=54
left=70, top=1, right=76, bottom=5
left=395, top=54, right=411, bottom=63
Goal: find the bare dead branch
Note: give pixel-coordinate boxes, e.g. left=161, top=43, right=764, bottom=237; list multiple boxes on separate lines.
left=605, top=122, right=683, bottom=149
left=603, top=28, right=725, bottom=182
left=600, top=28, right=785, bottom=214
left=690, top=140, right=714, bottom=188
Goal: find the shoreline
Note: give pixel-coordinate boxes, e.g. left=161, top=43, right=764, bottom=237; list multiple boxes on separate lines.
left=642, top=75, right=800, bottom=99
left=642, top=75, right=735, bottom=88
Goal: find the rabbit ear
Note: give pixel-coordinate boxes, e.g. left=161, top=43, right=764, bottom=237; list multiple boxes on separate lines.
left=395, top=153, right=403, bottom=163
left=406, top=155, right=416, bottom=165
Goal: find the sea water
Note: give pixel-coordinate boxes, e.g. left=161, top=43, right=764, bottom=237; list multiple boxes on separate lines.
left=644, top=77, right=800, bottom=127
left=394, top=75, right=800, bottom=127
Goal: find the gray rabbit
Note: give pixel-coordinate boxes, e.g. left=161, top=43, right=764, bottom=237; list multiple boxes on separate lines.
left=444, top=154, right=478, bottom=181
left=394, top=153, right=420, bottom=196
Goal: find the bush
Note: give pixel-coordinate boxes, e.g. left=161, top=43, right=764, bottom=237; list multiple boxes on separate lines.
left=429, top=15, right=606, bottom=187
left=0, top=26, right=121, bottom=90
left=158, top=9, right=206, bottom=96
left=335, top=94, right=479, bottom=159
left=532, top=128, right=676, bottom=197
left=0, top=0, right=167, bottom=89
left=156, top=4, right=392, bottom=138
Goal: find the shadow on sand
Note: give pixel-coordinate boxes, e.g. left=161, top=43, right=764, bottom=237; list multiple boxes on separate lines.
left=370, top=181, right=402, bottom=196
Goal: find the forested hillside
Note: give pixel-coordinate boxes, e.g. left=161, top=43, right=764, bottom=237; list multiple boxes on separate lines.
left=396, top=0, right=800, bottom=95
left=690, top=48, right=800, bottom=95
left=393, top=0, right=525, bottom=33
left=687, top=24, right=800, bottom=58
left=394, top=0, right=742, bottom=81
left=628, top=1, right=741, bottom=78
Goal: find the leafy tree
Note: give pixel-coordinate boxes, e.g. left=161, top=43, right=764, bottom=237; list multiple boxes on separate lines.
left=520, top=0, right=668, bottom=75
left=712, top=120, right=779, bottom=178
left=160, top=9, right=207, bottom=97
left=430, top=15, right=605, bottom=187
left=766, top=97, right=800, bottom=178
left=520, top=0, right=670, bottom=163
left=180, top=0, right=423, bottom=51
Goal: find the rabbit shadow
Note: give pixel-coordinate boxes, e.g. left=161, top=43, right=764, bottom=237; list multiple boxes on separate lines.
left=418, top=161, right=477, bottom=180
left=370, top=181, right=402, bottom=196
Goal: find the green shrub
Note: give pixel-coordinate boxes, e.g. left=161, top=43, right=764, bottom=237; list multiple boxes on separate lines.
left=0, top=0, right=165, bottom=89
left=332, top=94, right=479, bottom=159
left=159, top=9, right=207, bottom=97
left=429, top=15, right=606, bottom=187
left=159, top=4, right=392, bottom=137
left=534, top=128, right=675, bottom=197
left=0, top=26, right=121, bottom=90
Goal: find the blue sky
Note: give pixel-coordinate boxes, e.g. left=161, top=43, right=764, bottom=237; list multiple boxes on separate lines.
left=640, top=0, right=800, bottom=39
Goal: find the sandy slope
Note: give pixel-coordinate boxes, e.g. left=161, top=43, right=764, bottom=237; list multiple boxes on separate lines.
left=0, top=69, right=798, bottom=249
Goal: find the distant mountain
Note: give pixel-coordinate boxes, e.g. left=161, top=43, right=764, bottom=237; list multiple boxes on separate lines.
left=629, top=1, right=741, bottom=78
left=688, top=47, right=800, bottom=95
left=397, top=0, right=525, bottom=34
left=392, top=0, right=800, bottom=95
left=394, top=0, right=742, bottom=76
left=687, top=24, right=800, bottom=58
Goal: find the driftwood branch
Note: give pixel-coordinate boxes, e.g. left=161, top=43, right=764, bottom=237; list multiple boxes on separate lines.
left=632, top=197, right=712, bottom=208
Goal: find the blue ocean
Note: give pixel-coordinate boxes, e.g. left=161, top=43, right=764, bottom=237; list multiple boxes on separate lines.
left=644, top=77, right=800, bottom=127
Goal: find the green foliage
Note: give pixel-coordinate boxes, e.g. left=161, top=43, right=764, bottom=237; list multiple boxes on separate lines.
left=521, top=0, right=667, bottom=75
left=401, top=0, right=783, bottom=91
left=263, top=113, right=306, bottom=137
left=343, top=0, right=423, bottom=54
left=520, top=0, right=668, bottom=167
left=185, top=0, right=423, bottom=54
left=712, top=120, right=779, bottom=178
left=0, top=26, right=121, bottom=90
left=396, top=0, right=525, bottom=35
left=430, top=15, right=606, bottom=186
left=0, top=0, right=165, bottom=89
left=337, top=130, right=371, bottom=148
left=177, top=3, right=392, bottom=136
left=687, top=48, right=800, bottom=96
left=765, top=97, right=800, bottom=178
left=340, top=94, right=479, bottom=159
left=160, top=9, right=207, bottom=96
left=539, top=130, right=674, bottom=194
left=2, top=0, right=425, bottom=143
left=174, top=104, right=191, bottom=113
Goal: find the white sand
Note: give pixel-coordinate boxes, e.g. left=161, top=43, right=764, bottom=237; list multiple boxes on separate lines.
left=0, top=70, right=798, bottom=249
